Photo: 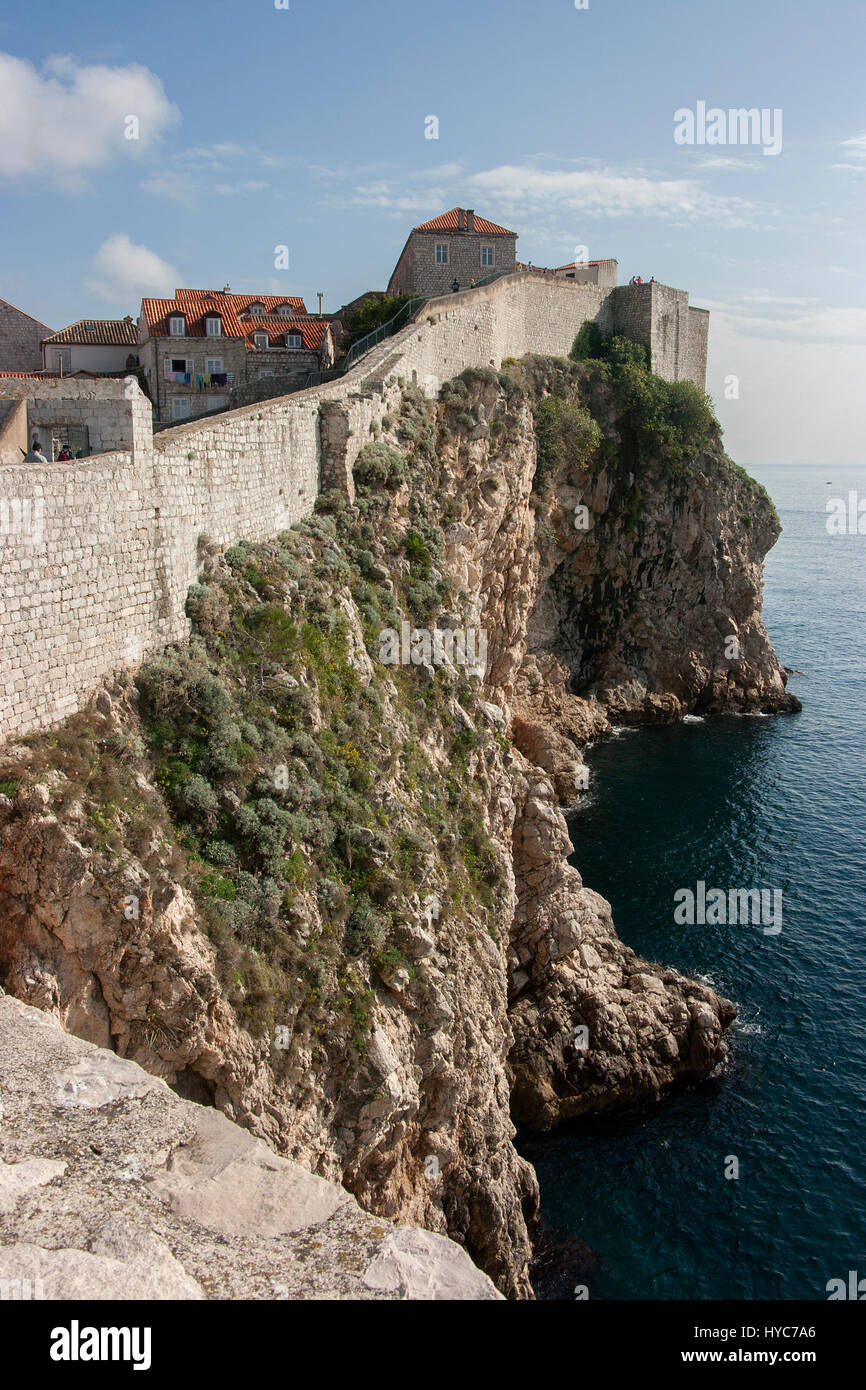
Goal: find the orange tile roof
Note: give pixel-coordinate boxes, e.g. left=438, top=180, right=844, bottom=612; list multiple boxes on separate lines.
left=413, top=208, right=516, bottom=236
left=554, top=259, right=617, bottom=271
left=140, top=289, right=307, bottom=339
left=243, top=317, right=330, bottom=350
left=43, top=318, right=138, bottom=346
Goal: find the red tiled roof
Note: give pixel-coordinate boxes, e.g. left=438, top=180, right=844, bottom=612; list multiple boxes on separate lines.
left=243, top=317, right=330, bottom=350
left=43, top=318, right=138, bottom=346
left=225, top=293, right=308, bottom=315
left=413, top=208, right=516, bottom=236
left=140, top=289, right=307, bottom=339
left=0, top=370, right=61, bottom=379
left=554, top=260, right=616, bottom=271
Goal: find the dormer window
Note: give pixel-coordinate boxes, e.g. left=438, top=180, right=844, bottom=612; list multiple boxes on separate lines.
left=285, top=333, right=303, bottom=349
left=278, top=304, right=293, bottom=317
left=253, top=332, right=269, bottom=349
left=169, top=315, right=186, bottom=336
left=205, top=315, right=222, bottom=336
left=84, top=321, right=96, bottom=332
left=249, top=302, right=265, bottom=316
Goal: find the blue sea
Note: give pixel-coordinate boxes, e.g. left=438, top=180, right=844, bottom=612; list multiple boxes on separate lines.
left=519, top=464, right=866, bottom=1301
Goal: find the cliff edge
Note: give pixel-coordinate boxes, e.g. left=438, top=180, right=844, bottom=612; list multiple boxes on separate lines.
left=0, top=346, right=796, bottom=1297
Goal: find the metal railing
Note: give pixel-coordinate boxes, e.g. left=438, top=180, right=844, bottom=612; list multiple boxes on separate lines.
left=342, top=295, right=427, bottom=372
left=466, top=268, right=510, bottom=290
left=339, top=272, right=509, bottom=372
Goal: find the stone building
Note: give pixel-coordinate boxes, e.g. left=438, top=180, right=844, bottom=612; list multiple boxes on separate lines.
left=553, top=259, right=618, bottom=287
left=388, top=208, right=518, bottom=296
left=42, top=318, right=139, bottom=374
left=138, top=288, right=335, bottom=423
left=0, top=297, right=54, bottom=373
left=0, top=374, right=151, bottom=464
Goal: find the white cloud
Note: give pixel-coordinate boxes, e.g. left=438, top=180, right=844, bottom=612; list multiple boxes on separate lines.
left=319, top=160, right=767, bottom=229
left=695, top=155, right=763, bottom=170
left=464, top=164, right=770, bottom=227
left=86, top=233, right=178, bottom=305
left=710, top=298, right=866, bottom=347
left=172, top=142, right=288, bottom=171
left=709, top=312, right=866, bottom=465
left=408, top=162, right=465, bottom=181
left=213, top=181, right=271, bottom=196
left=139, top=173, right=196, bottom=206
left=0, top=51, right=179, bottom=182
left=741, top=291, right=820, bottom=306
left=839, top=132, right=866, bottom=156
left=341, top=180, right=449, bottom=214
left=833, top=134, right=866, bottom=172
left=142, top=143, right=297, bottom=204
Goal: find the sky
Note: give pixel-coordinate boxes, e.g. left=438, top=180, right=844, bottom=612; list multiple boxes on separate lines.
left=1, top=0, right=865, bottom=464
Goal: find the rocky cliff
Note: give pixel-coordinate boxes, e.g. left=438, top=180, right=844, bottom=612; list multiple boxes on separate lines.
left=0, top=989, right=500, bottom=1299
left=0, top=346, right=797, bottom=1298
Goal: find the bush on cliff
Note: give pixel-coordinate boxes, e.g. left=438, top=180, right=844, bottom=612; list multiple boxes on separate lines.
left=569, top=320, right=603, bottom=361
left=611, top=363, right=713, bottom=471
left=532, top=396, right=603, bottom=495
left=353, top=441, right=405, bottom=491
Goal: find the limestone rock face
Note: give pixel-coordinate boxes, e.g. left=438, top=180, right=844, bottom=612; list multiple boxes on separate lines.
left=0, top=797, right=535, bottom=1298
left=0, top=992, right=501, bottom=1300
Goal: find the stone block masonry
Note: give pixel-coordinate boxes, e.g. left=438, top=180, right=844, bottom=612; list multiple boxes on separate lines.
left=0, top=272, right=709, bottom=743
left=0, top=376, right=153, bottom=463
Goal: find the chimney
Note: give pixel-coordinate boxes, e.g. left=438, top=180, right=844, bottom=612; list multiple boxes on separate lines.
left=466, top=208, right=475, bottom=232
left=222, top=284, right=231, bottom=295
left=457, top=208, right=464, bottom=231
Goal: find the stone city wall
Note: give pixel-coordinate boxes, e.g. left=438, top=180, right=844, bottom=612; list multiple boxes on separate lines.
left=0, top=272, right=708, bottom=741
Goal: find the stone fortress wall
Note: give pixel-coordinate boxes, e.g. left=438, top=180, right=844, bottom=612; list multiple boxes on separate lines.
left=0, top=272, right=709, bottom=742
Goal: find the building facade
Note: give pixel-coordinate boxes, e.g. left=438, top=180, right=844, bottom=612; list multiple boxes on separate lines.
left=42, top=318, right=139, bottom=374
left=138, top=288, right=335, bottom=423
left=388, top=208, right=518, bottom=296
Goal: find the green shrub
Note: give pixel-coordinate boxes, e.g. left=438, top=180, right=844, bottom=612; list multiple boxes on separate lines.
left=353, top=441, right=405, bottom=491
left=138, top=646, right=230, bottom=726
left=204, top=839, right=238, bottom=867
left=611, top=364, right=713, bottom=470
left=346, top=895, right=388, bottom=953
left=244, top=605, right=299, bottom=663
left=533, top=397, right=602, bottom=494
left=604, top=335, right=650, bottom=370
left=200, top=870, right=236, bottom=900
left=569, top=320, right=603, bottom=361
left=181, top=774, right=219, bottom=824
left=342, top=293, right=414, bottom=344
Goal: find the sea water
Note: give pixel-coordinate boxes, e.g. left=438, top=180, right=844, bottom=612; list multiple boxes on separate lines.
left=519, top=464, right=866, bottom=1300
